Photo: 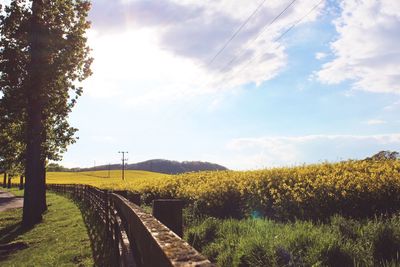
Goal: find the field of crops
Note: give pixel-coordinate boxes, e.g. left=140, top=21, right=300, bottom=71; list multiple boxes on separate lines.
left=45, top=160, right=400, bottom=265
left=47, top=159, right=400, bottom=221
left=46, top=170, right=168, bottom=187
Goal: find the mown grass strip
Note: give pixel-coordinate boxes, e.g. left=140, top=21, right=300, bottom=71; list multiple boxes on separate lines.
left=0, top=189, right=93, bottom=266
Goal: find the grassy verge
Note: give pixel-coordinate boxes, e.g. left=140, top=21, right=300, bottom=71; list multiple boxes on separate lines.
left=2, top=187, right=24, bottom=197
left=0, top=190, right=93, bottom=266
left=185, top=214, right=400, bottom=267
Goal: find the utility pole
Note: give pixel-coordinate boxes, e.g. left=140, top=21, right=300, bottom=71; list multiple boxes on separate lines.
left=118, top=151, right=128, bottom=180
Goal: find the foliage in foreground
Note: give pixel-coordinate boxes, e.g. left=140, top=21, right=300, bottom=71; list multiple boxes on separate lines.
left=95, top=160, right=400, bottom=221
left=0, top=190, right=93, bottom=266
left=0, top=0, right=93, bottom=226
left=185, top=214, right=400, bottom=267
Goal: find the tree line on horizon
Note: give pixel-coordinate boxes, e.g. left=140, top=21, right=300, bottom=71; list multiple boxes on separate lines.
left=47, top=159, right=229, bottom=174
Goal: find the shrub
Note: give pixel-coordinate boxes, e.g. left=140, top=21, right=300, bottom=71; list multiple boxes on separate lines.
left=185, top=217, right=220, bottom=251
left=372, top=225, right=400, bottom=264
left=331, top=215, right=360, bottom=241
left=320, top=243, right=353, bottom=267
left=236, top=241, right=276, bottom=267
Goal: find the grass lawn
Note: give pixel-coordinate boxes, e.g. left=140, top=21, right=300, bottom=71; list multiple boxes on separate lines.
left=2, top=188, right=24, bottom=197
left=0, top=189, right=93, bottom=266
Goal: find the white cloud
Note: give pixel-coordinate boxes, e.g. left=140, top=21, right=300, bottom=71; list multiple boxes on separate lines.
left=384, top=100, right=400, bottom=111
left=85, top=29, right=223, bottom=107
left=365, top=119, right=387, bottom=125
left=86, top=1, right=325, bottom=106
left=315, top=52, right=327, bottom=60
left=316, top=0, right=400, bottom=94
left=226, top=133, right=400, bottom=169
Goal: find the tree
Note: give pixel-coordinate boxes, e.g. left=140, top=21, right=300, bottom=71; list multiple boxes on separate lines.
left=0, top=113, right=25, bottom=187
left=0, top=0, right=92, bottom=227
left=0, top=1, right=27, bottom=188
left=46, top=162, right=67, bottom=172
left=365, top=151, right=400, bottom=161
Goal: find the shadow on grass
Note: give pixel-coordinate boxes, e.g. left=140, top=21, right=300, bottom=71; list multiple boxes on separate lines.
left=0, top=193, right=115, bottom=266
left=0, top=222, right=30, bottom=244
left=73, top=199, right=116, bottom=267
left=0, top=222, right=31, bottom=260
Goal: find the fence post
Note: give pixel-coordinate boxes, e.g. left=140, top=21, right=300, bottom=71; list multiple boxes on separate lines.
left=113, top=220, right=120, bottom=264
left=104, top=190, right=110, bottom=233
left=19, top=175, right=24, bottom=190
left=152, top=199, right=184, bottom=237
left=3, top=173, right=6, bottom=188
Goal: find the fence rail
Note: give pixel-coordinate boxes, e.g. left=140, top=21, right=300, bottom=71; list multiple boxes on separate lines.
left=47, top=184, right=213, bottom=267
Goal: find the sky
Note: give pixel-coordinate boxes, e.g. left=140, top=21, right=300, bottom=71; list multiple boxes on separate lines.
left=3, top=0, right=400, bottom=170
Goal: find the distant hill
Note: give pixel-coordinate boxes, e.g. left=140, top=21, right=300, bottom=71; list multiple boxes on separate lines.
left=70, top=159, right=228, bottom=174
left=127, top=159, right=228, bottom=174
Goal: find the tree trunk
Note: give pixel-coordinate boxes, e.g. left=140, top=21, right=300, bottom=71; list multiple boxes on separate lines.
left=2, top=173, right=6, bottom=188
left=22, top=0, right=47, bottom=228
left=39, top=164, right=46, bottom=213
left=7, top=176, right=11, bottom=188
left=23, top=99, right=45, bottom=226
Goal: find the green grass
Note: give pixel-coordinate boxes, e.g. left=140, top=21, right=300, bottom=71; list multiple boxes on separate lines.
left=2, top=187, right=24, bottom=197
left=0, top=190, right=93, bottom=266
left=185, top=214, right=400, bottom=267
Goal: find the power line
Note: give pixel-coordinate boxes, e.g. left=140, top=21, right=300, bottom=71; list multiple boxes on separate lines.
left=220, top=0, right=324, bottom=85
left=274, top=0, right=324, bottom=43
left=207, top=0, right=268, bottom=67
left=199, top=0, right=299, bottom=92
left=220, top=0, right=298, bottom=73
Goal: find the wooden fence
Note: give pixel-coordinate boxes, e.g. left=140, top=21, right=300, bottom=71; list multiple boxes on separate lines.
left=47, top=184, right=213, bottom=267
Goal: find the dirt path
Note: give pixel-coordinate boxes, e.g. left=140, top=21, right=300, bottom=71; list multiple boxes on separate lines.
left=0, top=190, right=23, bottom=212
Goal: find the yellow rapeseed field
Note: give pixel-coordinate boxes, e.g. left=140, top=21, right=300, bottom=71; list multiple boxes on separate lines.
left=46, top=170, right=168, bottom=188
left=45, top=160, right=400, bottom=220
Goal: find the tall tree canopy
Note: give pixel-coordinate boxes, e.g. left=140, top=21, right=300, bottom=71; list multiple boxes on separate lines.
left=0, top=0, right=92, bottom=226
